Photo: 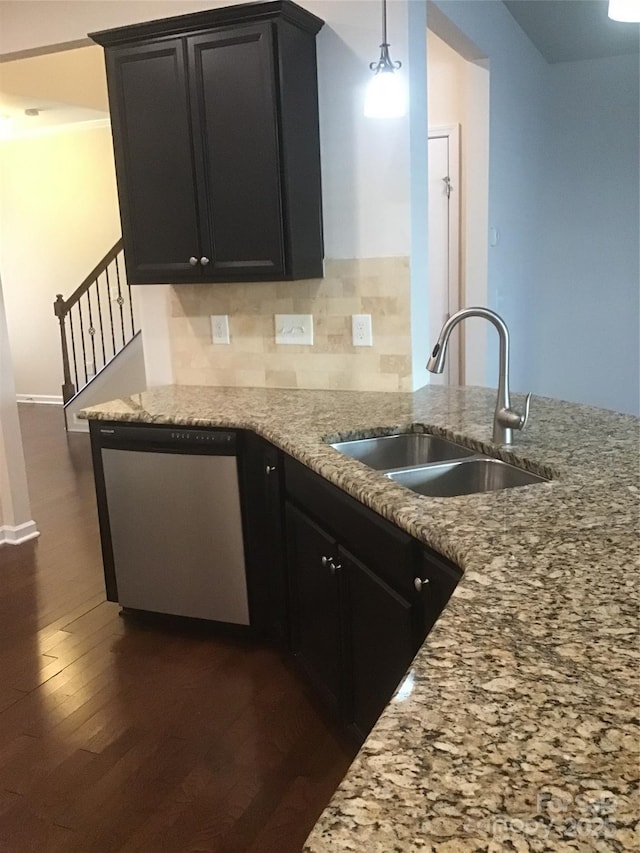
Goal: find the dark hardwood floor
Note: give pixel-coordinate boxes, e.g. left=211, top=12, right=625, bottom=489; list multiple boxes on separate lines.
left=0, top=404, right=356, bottom=853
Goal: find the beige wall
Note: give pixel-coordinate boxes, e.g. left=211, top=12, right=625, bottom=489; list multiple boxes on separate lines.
left=169, top=258, right=412, bottom=392
left=0, top=123, right=120, bottom=397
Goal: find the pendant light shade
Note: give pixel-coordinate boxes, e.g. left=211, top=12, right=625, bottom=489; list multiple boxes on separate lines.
left=608, top=0, right=640, bottom=21
left=364, top=0, right=406, bottom=118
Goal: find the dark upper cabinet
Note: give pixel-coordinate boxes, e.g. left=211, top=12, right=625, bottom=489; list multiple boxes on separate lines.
left=90, top=1, right=324, bottom=285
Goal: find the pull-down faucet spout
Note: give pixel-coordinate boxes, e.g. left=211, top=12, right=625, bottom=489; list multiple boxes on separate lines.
left=427, top=307, right=531, bottom=445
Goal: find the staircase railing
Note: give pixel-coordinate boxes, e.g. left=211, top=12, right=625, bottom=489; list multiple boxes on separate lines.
left=54, top=239, right=137, bottom=404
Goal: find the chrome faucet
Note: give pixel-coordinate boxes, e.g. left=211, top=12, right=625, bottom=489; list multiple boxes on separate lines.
left=427, top=307, right=532, bottom=445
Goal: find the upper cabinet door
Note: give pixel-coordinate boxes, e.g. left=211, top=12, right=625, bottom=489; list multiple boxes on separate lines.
left=105, top=40, right=202, bottom=283
left=188, top=25, right=285, bottom=280
left=92, top=1, right=324, bottom=285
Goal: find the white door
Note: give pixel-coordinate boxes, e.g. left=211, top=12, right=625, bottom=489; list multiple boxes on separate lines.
left=428, top=128, right=460, bottom=385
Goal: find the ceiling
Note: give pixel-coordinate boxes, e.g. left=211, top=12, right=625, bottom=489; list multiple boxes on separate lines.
left=0, top=2, right=638, bottom=136
left=504, top=0, right=640, bottom=63
left=0, top=91, right=107, bottom=139
left=0, top=45, right=108, bottom=139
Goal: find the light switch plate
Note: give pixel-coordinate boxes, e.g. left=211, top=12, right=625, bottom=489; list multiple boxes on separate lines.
left=210, top=315, right=230, bottom=345
left=275, top=314, right=313, bottom=345
left=352, top=314, right=373, bottom=346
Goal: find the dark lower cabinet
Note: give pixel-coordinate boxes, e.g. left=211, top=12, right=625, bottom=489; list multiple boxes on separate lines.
left=417, top=549, right=463, bottom=636
left=287, top=505, right=344, bottom=715
left=286, top=499, right=425, bottom=740
left=284, top=455, right=462, bottom=742
left=241, top=433, right=287, bottom=641
left=344, top=548, right=415, bottom=738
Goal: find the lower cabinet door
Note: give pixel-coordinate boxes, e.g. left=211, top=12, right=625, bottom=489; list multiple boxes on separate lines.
left=286, top=504, right=344, bottom=715
left=343, top=547, right=415, bottom=738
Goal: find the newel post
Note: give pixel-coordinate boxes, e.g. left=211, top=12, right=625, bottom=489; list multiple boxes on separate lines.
left=53, top=294, right=76, bottom=403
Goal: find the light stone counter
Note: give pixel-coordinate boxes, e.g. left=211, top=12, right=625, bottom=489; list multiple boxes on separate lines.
left=81, top=384, right=639, bottom=852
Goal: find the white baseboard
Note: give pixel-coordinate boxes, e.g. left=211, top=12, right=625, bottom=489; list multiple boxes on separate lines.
left=16, top=394, right=63, bottom=405
left=0, top=521, right=40, bottom=546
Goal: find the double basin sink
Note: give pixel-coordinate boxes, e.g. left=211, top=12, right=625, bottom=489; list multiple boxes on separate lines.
left=330, top=433, right=548, bottom=498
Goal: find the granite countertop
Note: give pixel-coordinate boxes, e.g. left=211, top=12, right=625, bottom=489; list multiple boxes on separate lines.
left=81, top=384, right=640, bottom=851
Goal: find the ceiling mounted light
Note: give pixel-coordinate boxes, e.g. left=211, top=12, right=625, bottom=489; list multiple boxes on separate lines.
left=364, top=0, right=406, bottom=119
left=608, top=0, right=640, bottom=22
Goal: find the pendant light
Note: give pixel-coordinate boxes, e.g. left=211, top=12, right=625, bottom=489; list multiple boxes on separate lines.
left=364, top=0, right=407, bottom=118
left=608, top=0, right=640, bottom=21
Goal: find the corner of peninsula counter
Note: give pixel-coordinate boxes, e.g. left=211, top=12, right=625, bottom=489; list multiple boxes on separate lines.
left=80, top=384, right=640, bottom=852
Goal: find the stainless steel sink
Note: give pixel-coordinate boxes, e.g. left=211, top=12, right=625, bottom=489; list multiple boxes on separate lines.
left=385, top=457, right=548, bottom=497
left=330, top=433, right=474, bottom=470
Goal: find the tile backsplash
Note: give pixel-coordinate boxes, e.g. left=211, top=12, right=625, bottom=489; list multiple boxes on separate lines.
left=169, top=257, right=412, bottom=392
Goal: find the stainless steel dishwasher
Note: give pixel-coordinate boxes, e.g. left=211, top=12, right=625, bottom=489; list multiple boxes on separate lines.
left=91, top=422, right=250, bottom=626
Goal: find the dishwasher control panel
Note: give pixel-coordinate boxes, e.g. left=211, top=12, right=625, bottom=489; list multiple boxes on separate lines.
left=95, top=423, right=237, bottom=452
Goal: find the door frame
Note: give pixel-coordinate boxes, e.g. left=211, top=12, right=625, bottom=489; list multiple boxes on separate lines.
left=428, top=123, right=461, bottom=384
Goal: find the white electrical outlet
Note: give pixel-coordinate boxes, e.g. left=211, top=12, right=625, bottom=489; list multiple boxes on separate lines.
left=210, top=315, right=230, bottom=345
left=352, top=314, right=373, bottom=346
left=275, top=314, right=313, bottom=345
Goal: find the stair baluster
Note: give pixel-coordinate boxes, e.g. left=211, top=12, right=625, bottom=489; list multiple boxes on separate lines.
left=54, top=239, right=136, bottom=405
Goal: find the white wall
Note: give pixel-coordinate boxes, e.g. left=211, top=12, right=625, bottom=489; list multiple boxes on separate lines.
left=429, top=1, right=639, bottom=415
left=0, top=123, right=121, bottom=398
left=0, top=273, right=38, bottom=545
left=431, top=0, right=548, bottom=394
left=533, top=54, right=639, bottom=415
left=426, top=29, right=490, bottom=387
left=427, top=30, right=465, bottom=122
left=0, top=0, right=411, bottom=261
left=1, top=0, right=413, bottom=388
left=5, top=1, right=635, bottom=413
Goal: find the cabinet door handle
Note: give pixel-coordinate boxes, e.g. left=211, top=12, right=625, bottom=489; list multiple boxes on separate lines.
left=414, top=577, right=430, bottom=592
left=200, top=256, right=210, bottom=266
left=321, top=555, right=340, bottom=574
left=189, top=256, right=199, bottom=266
left=265, top=464, right=276, bottom=475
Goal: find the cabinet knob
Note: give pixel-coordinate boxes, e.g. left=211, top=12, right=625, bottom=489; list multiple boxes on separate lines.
left=200, top=256, right=210, bottom=266
left=414, top=577, right=430, bottom=593
left=321, top=555, right=330, bottom=567
left=189, top=256, right=199, bottom=266
left=265, top=464, right=276, bottom=475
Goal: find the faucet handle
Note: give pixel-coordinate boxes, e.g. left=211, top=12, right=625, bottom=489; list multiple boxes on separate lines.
left=519, top=393, right=532, bottom=431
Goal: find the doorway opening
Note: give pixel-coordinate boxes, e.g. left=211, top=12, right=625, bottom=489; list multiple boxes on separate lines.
left=427, top=124, right=460, bottom=385
left=426, top=27, right=490, bottom=387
